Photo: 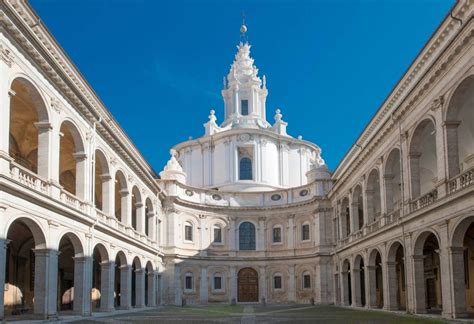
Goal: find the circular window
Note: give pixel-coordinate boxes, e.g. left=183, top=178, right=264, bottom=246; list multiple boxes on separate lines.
left=271, top=194, right=281, bottom=201
left=185, top=189, right=194, bottom=196
left=212, top=194, right=222, bottom=201
left=300, top=189, right=309, bottom=197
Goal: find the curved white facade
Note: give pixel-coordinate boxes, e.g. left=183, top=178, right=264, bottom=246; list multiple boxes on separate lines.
left=173, top=43, right=326, bottom=192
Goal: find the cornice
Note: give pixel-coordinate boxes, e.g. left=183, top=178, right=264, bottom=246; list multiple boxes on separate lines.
left=0, top=0, right=160, bottom=193
left=331, top=2, right=474, bottom=193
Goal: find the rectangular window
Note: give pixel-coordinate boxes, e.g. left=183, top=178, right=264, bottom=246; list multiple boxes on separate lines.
left=302, top=224, right=310, bottom=241
left=274, top=276, right=282, bottom=289
left=241, top=99, right=249, bottom=115
left=214, top=276, right=222, bottom=290
left=303, top=274, right=311, bottom=289
left=273, top=227, right=282, bottom=243
left=213, top=227, right=222, bottom=243
left=185, top=275, right=193, bottom=290
left=185, top=224, right=193, bottom=241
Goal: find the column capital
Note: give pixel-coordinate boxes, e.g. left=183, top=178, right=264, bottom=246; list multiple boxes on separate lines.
left=442, top=120, right=461, bottom=128
left=73, top=152, right=87, bottom=161
left=448, top=246, right=465, bottom=254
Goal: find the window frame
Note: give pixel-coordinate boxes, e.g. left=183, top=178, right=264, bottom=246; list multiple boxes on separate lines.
left=241, top=99, right=249, bottom=116
left=302, top=272, right=311, bottom=290
left=301, top=223, right=311, bottom=242
left=272, top=225, right=283, bottom=245
left=184, top=222, right=193, bottom=242
left=212, top=224, right=223, bottom=245
left=212, top=273, right=224, bottom=292
left=239, top=221, right=257, bottom=251
left=239, top=156, right=253, bottom=181
left=184, top=272, right=194, bottom=292
left=273, top=273, right=283, bottom=291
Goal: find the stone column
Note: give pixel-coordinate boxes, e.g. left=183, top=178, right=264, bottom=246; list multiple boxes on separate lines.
left=136, top=202, right=145, bottom=234
left=366, top=265, right=376, bottom=308
left=100, top=174, right=114, bottom=215
left=73, top=152, right=88, bottom=201
left=121, top=189, right=131, bottom=226
left=259, top=266, right=267, bottom=302
left=120, top=265, right=132, bottom=309
left=444, top=121, right=460, bottom=179
left=352, top=268, right=362, bottom=307
left=200, top=266, right=208, bottom=304
left=35, top=121, right=53, bottom=180
left=365, top=190, right=374, bottom=224
left=174, top=265, right=182, bottom=305
left=135, top=268, right=146, bottom=308
left=288, top=214, right=295, bottom=250
left=434, top=110, right=447, bottom=198
left=384, top=175, right=394, bottom=213
left=229, top=217, right=236, bottom=252
left=408, top=153, right=421, bottom=199
left=341, top=269, right=350, bottom=306
left=258, top=217, right=265, bottom=251
left=449, top=246, right=467, bottom=318
left=385, top=261, right=398, bottom=311
left=288, top=264, right=296, bottom=303
left=438, top=223, right=454, bottom=318
left=0, top=238, right=7, bottom=320
left=34, top=249, right=58, bottom=319
left=230, top=266, right=237, bottom=303
left=100, top=261, right=115, bottom=312
left=0, top=50, right=13, bottom=174
left=147, top=271, right=157, bottom=307
left=411, top=255, right=426, bottom=313
left=73, top=256, right=92, bottom=316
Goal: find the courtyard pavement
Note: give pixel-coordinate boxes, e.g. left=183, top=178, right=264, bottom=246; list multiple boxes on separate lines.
left=63, top=304, right=453, bottom=324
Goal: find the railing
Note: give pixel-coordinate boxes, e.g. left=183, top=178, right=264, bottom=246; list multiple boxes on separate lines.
left=385, top=209, right=401, bottom=225
left=60, top=189, right=86, bottom=212
left=10, top=162, right=49, bottom=195
left=96, top=209, right=107, bottom=222
left=365, top=218, right=382, bottom=235
left=448, top=168, right=474, bottom=195
left=410, top=188, right=438, bottom=212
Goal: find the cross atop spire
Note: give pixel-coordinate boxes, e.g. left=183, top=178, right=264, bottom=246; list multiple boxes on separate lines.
left=240, top=11, right=248, bottom=43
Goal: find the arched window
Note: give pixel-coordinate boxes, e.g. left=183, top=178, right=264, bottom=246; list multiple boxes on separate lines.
left=239, top=157, right=253, bottom=180
left=184, top=222, right=193, bottom=242
left=239, top=222, right=256, bottom=250
left=213, top=225, right=223, bottom=244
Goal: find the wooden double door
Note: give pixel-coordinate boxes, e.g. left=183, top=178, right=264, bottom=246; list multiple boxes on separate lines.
left=238, top=267, right=259, bottom=302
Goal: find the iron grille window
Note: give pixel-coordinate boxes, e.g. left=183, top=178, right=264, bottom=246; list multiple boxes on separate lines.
left=185, top=275, right=193, bottom=290
left=239, top=222, right=256, bottom=250
left=302, top=224, right=310, bottom=241
left=273, top=227, right=282, bottom=243
left=239, top=157, right=253, bottom=180
left=274, top=275, right=282, bottom=289
left=214, top=276, right=222, bottom=290
left=214, top=227, right=222, bottom=243
left=241, top=99, right=249, bottom=115
left=185, top=224, right=193, bottom=241
left=303, top=274, right=311, bottom=289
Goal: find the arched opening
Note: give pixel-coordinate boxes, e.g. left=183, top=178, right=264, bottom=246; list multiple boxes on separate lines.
left=445, top=76, right=474, bottom=178
left=341, top=198, right=350, bottom=238
left=413, top=232, right=442, bottom=314
left=353, top=255, right=365, bottom=307
left=239, top=222, right=256, bottom=251
left=114, top=171, right=128, bottom=223
left=145, top=262, right=154, bottom=307
left=92, top=244, right=110, bottom=311
left=409, top=119, right=438, bottom=199
left=8, top=78, right=49, bottom=177
left=57, top=233, right=84, bottom=314
left=114, top=252, right=128, bottom=309
left=237, top=268, right=258, bottom=302
left=342, top=260, right=351, bottom=306
left=4, top=218, right=46, bottom=317
left=239, top=157, right=253, bottom=180
left=131, top=257, right=144, bottom=308
left=450, top=217, right=474, bottom=318
left=131, top=187, right=142, bottom=232
left=368, top=250, right=383, bottom=308
left=352, top=186, right=364, bottom=232
left=94, top=150, right=110, bottom=212
left=366, top=169, right=381, bottom=224
left=384, top=149, right=402, bottom=216
left=387, top=242, right=406, bottom=311
left=59, top=121, right=85, bottom=198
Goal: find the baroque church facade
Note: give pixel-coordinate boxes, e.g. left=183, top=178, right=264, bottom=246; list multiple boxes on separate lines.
left=1, top=0, right=474, bottom=320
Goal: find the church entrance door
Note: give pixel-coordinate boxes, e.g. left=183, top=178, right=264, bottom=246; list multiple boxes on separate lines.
left=238, top=267, right=259, bottom=302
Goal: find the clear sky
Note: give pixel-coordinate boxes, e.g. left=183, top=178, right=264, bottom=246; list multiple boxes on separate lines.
left=30, top=0, right=454, bottom=173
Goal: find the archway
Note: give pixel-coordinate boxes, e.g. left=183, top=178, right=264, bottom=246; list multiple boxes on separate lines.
left=114, top=171, right=128, bottom=223
left=114, top=251, right=129, bottom=309
left=387, top=241, right=406, bottom=310
left=366, top=169, right=381, bottom=224
left=445, top=76, right=474, bottom=178
left=368, top=249, right=383, bottom=308
left=8, top=78, right=49, bottom=177
left=352, top=186, right=364, bottom=232
left=91, top=244, right=111, bottom=311
left=4, top=218, right=46, bottom=316
left=341, top=198, right=350, bottom=238
left=59, top=121, right=85, bottom=198
left=145, top=199, right=154, bottom=239
left=145, top=262, right=155, bottom=307
left=341, top=259, right=351, bottom=306
left=94, top=150, right=110, bottom=212
left=409, top=119, right=438, bottom=199
left=237, top=268, right=258, bottom=302
left=131, top=187, right=142, bottom=232
left=353, top=255, right=365, bottom=307
left=413, top=232, right=442, bottom=314
left=131, top=256, right=144, bottom=307
left=384, top=148, right=402, bottom=216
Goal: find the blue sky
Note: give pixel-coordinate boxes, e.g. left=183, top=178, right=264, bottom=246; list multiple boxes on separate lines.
left=30, top=0, right=454, bottom=173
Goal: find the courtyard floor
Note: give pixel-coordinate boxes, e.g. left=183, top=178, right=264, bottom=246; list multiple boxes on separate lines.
left=64, top=304, right=452, bottom=324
